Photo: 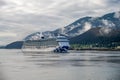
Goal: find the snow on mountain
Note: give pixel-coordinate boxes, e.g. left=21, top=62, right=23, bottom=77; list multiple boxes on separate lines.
left=24, top=31, right=56, bottom=40
left=101, top=19, right=115, bottom=28
left=82, top=22, right=92, bottom=32
left=24, top=11, right=120, bottom=40
left=24, top=32, right=42, bottom=40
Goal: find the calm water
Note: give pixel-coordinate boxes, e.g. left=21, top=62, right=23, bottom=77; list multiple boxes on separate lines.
left=0, top=49, right=120, bottom=80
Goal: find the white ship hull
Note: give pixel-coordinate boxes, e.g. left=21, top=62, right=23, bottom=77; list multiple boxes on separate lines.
left=22, top=47, right=56, bottom=53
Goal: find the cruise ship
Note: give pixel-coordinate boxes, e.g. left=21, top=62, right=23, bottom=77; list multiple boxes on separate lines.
left=22, top=35, right=70, bottom=53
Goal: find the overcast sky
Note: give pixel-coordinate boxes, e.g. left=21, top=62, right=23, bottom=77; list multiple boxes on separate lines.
left=0, top=0, right=120, bottom=45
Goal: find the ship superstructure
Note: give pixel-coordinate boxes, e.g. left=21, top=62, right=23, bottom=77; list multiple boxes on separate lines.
left=22, top=33, right=70, bottom=53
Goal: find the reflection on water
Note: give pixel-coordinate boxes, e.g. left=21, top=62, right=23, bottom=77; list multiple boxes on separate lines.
left=0, top=49, right=120, bottom=80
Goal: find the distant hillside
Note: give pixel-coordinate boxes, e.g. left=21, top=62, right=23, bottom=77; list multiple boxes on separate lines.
left=70, top=27, right=120, bottom=47
left=5, top=41, right=23, bottom=49
left=0, top=46, right=5, bottom=49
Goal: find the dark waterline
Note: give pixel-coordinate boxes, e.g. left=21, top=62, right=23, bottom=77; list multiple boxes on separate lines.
left=0, top=49, right=120, bottom=80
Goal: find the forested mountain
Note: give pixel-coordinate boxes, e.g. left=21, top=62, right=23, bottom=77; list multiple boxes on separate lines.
left=70, top=27, right=120, bottom=48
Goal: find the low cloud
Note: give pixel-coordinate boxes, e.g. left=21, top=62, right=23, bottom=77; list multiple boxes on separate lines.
left=99, top=27, right=112, bottom=35
left=0, top=32, right=17, bottom=37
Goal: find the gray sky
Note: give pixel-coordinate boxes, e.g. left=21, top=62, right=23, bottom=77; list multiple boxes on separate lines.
left=0, top=0, right=120, bottom=45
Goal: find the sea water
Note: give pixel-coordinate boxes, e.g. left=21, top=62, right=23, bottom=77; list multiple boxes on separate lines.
left=0, top=49, right=120, bottom=80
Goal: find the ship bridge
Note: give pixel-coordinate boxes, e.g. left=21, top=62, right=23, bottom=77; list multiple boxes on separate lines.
left=56, top=36, right=70, bottom=48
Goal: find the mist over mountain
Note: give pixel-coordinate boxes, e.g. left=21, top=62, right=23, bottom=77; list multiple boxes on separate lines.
left=24, top=11, right=120, bottom=40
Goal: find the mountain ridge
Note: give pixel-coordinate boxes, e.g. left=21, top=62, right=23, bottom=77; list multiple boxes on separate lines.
left=24, top=11, right=120, bottom=40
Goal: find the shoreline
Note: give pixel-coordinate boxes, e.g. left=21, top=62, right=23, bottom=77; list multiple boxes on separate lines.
left=70, top=48, right=120, bottom=51
left=0, top=48, right=120, bottom=51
